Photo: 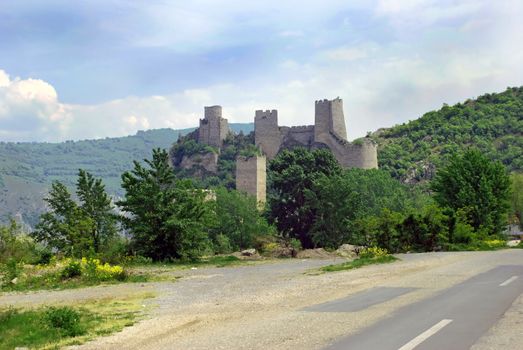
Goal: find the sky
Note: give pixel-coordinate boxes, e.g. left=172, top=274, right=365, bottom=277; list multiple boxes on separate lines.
left=0, top=0, right=522, bottom=142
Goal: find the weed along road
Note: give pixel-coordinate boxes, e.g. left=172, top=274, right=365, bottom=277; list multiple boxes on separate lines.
left=59, top=250, right=523, bottom=350
left=323, top=265, right=523, bottom=349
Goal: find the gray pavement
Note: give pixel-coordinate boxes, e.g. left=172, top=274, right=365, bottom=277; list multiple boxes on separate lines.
left=305, top=287, right=417, bottom=313
left=325, top=265, right=523, bottom=350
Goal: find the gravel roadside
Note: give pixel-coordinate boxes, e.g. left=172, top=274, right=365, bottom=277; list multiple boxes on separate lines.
left=69, top=250, right=522, bottom=350
left=2, top=250, right=521, bottom=349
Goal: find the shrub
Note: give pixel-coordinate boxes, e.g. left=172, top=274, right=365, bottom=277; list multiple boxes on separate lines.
left=122, top=255, right=153, bottom=266
left=261, top=242, right=279, bottom=255
left=214, top=234, right=233, bottom=254
left=359, top=247, right=389, bottom=259
left=44, top=306, right=85, bottom=336
left=1, top=221, right=41, bottom=264
left=61, top=259, right=82, bottom=279
left=94, top=262, right=126, bottom=281
left=80, top=258, right=125, bottom=281
left=288, top=238, right=302, bottom=251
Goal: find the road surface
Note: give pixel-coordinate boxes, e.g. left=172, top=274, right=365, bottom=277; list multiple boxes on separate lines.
left=324, top=265, right=523, bottom=349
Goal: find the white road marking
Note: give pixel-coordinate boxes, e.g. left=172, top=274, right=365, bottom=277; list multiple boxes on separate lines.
left=499, top=276, right=518, bottom=287
left=398, top=319, right=453, bottom=350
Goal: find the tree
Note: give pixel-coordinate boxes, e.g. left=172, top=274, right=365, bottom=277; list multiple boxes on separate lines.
left=118, top=148, right=212, bottom=261
left=398, top=205, right=449, bottom=251
left=306, top=174, right=362, bottom=249
left=303, top=168, right=414, bottom=249
left=76, top=169, right=117, bottom=253
left=34, top=182, right=93, bottom=256
left=267, top=148, right=342, bottom=248
left=431, top=149, right=511, bottom=235
left=510, top=173, right=523, bottom=229
left=33, top=171, right=117, bottom=256
left=212, top=188, right=274, bottom=251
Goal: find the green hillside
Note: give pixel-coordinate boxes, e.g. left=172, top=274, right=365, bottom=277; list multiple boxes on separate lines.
left=0, top=124, right=254, bottom=227
left=372, top=87, right=523, bottom=183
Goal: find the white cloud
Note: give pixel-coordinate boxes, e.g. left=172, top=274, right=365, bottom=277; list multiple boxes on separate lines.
left=0, top=70, right=71, bottom=141
left=0, top=70, right=9, bottom=87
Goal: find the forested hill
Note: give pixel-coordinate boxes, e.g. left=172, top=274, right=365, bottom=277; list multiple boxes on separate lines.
left=372, top=87, right=523, bottom=183
left=0, top=123, right=253, bottom=227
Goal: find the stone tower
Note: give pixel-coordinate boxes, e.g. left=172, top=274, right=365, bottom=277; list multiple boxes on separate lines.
left=254, top=110, right=280, bottom=159
left=235, top=155, right=266, bottom=204
left=198, top=105, right=229, bottom=147
left=314, top=97, right=348, bottom=144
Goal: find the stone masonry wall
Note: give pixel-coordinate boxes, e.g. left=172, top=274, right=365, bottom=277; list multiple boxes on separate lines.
left=198, top=105, right=228, bottom=147
left=254, top=110, right=281, bottom=159
left=285, top=125, right=315, bottom=145
left=235, top=155, right=266, bottom=204
left=330, top=97, right=348, bottom=140
left=317, top=135, right=378, bottom=169
left=254, top=98, right=377, bottom=169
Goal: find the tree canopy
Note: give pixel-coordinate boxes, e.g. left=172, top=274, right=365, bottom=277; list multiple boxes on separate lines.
left=118, top=148, right=213, bottom=261
left=431, top=149, right=511, bottom=235
left=267, top=148, right=342, bottom=248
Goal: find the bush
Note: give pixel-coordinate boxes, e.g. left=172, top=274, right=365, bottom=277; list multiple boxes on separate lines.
left=61, top=259, right=82, bottom=279
left=122, top=255, right=153, bottom=266
left=59, top=258, right=126, bottom=282
left=359, top=247, right=389, bottom=259
left=288, top=238, right=302, bottom=251
left=212, top=188, right=275, bottom=251
left=44, top=306, right=85, bottom=337
left=0, top=221, right=41, bottom=264
left=214, top=234, right=233, bottom=254
left=80, top=258, right=126, bottom=281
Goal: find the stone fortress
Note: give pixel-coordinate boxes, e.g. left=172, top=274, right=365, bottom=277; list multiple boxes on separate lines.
left=198, top=105, right=229, bottom=148
left=183, top=98, right=378, bottom=202
left=254, top=97, right=377, bottom=168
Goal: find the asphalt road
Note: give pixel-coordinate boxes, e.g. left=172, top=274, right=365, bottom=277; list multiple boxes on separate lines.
left=324, top=264, right=523, bottom=350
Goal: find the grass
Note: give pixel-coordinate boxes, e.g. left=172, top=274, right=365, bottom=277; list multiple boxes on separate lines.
left=446, top=239, right=508, bottom=252
left=321, top=255, right=398, bottom=273
left=188, top=255, right=244, bottom=268
left=0, top=269, right=150, bottom=293
left=0, top=293, right=153, bottom=350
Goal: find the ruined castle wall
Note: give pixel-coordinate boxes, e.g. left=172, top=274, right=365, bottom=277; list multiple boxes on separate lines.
left=220, top=118, right=229, bottom=141
left=198, top=105, right=228, bottom=147
left=286, top=125, right=314, bottom=145
left=235, top=155, right=266, bottom=204
left=314, top=99, right=331, bottom=145
left=314, top=98, right=348, bottom=143
left=330, top=98, right=348, bottom=140
left=255, top=110, right=281, bottom=159
left=319, top=136, right=378, bottom=169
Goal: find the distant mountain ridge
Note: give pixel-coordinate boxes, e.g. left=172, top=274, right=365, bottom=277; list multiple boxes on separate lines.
left=0, top=123, right=254, bottom=227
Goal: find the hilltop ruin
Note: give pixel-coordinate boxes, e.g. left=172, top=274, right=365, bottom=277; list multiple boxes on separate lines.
left=176, top=98, right=378, bottom=202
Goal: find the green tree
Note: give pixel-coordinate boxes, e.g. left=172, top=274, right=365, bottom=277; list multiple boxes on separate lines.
left=306, top=174, right=362, bottom=249
left=33, top=182, right=93, bottom=256
left=0, top=220, right=41, bottom=264
left=510, top=173, right=523, bottom=229
left=212, top=188, right=274, bottom=251
left=76, top=169, right=117, bottom=253
left=431, top=149, right=511, bottom=235
left=398, top=205, right=449, bottom=251
left=373, top=209, right=404, bottom=253
left=268, top=148, right=342, bottom=248
left=118, top=148, right=212, bottom=261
